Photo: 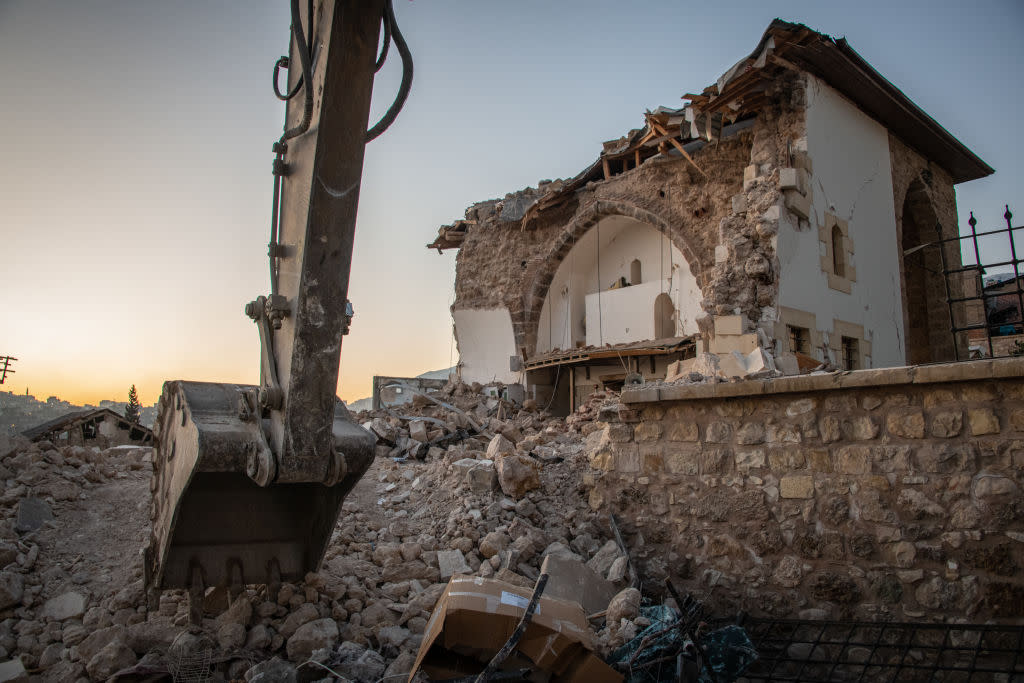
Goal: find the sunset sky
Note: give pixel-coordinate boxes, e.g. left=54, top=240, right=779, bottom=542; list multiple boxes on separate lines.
left=2, top=0, right=1022, bottom=407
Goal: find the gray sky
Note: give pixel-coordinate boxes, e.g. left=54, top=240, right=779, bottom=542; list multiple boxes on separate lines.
left=2, top=0, right=1022, bottom=404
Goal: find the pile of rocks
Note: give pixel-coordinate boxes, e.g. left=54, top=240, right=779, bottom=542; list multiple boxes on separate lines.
left=0, top=383, right=675, bottom=681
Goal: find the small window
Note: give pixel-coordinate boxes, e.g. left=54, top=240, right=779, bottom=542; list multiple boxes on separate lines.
left=831, top=224, right=845, bottom=277
left=630, top=259, right=642, bottom=285
left=788, top=325, right=809, bottom=355
left=842, top=336, right=859, bottom=370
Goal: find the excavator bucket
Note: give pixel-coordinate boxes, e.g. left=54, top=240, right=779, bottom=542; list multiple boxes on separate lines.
left=143, top=381, right=374, bottom=599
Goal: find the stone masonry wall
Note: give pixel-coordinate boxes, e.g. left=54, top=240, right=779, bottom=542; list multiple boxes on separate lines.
left=583, top=358, right=1024, bottom=622
left=449, top=74, right=811, bottom=358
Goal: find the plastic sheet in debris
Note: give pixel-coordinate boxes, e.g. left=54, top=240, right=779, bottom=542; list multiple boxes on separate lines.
left=609, top=606, right=757, bottom=683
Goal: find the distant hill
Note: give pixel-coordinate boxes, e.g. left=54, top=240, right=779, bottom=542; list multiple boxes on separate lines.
left=1, top=391, right=157, bottom=439
left=345, top=366, right=455, bottom=413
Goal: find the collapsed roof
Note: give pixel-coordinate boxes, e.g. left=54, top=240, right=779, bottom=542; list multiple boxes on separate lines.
left=428, top=19, right=992, bottom=252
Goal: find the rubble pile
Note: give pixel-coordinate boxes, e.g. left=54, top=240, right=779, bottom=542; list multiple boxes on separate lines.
left=0, top=382, right=682, bottom=682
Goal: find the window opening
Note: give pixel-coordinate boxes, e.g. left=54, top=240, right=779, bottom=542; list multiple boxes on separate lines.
left=842, top=336, right=859, bottom=370
left=832, top=224, right=845, bottom=277
left=788, top=325, right=809, bottom=355
left=631, top=259, right=642, bottom=285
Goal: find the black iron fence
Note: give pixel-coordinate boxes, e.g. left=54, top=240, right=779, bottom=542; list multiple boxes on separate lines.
left=936, top=206, right=1024, bottom=360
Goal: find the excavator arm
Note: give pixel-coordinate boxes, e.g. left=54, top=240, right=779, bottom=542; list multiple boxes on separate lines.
left=144, top=0, right=407, bottom=616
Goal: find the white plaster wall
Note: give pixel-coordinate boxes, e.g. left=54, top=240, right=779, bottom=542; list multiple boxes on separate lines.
left=536, top=215, right=702, bottom=352
left=453, top=308, right=521, bottom=385
left=777, top=74, right=905, bottom=367
left=584, top=280, right=671, bottom=346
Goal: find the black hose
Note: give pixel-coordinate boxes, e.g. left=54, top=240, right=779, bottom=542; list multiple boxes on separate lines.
left=273, top=57, right=303, bottom=101
left=271, top=0, right=313, bottom=101
left=365, top=0, right=413, bottom=142
left=374, top=7, right=391, bottom=73
left=280, top=0, right=314, bottom=141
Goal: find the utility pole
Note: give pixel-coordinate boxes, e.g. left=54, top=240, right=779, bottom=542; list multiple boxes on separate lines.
left=0, top=356, right=16, bottom=384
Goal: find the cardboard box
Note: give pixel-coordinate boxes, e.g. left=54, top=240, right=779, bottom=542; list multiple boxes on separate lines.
left=409, top=574, right=621, bottom=682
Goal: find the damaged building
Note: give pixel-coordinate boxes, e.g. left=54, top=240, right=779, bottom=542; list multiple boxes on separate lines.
left=429, top=20, right=993, bottom=414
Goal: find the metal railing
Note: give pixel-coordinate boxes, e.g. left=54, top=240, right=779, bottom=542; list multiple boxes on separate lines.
left=933, top=206, right=1024, bottom=360
left=734, top=617, right=1024, bottom=682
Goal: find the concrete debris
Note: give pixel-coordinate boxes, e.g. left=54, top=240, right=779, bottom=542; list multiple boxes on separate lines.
left=0, top=378, right=721, bottom=680
left=14, top=498, right=52, bottom=534
left=0, top=659, right=28, bottom=683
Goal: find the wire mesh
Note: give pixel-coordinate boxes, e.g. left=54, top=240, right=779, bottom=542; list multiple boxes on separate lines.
left=168, top=635, right=213, bottom=683
left=731, top=618, right=1024, bottom=682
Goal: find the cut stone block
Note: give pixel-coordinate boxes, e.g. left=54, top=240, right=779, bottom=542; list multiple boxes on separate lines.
left=779, top=167, right=807, bottom=193
left=710, top=333, right=758, bottom=356
left=714, top=315, right=745, bottom=337
left=785, top=190, right=811, bottom=220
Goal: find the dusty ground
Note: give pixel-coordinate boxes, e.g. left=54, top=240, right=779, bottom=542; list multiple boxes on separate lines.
left=0, top=386, right=639, bottom=682
left=37, top=470, right=151, bottom=606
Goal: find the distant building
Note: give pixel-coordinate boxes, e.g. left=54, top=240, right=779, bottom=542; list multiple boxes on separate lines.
left=22, top=408, right=152, bottom=448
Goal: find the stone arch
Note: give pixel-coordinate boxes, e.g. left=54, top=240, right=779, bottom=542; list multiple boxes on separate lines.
left=897, top=177, right=954, bottom=364
left=519, top=199, right=707, bottom=356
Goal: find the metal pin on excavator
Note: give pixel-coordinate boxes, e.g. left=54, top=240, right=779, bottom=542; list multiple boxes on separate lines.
left=143, top=0, right=412, bottom=623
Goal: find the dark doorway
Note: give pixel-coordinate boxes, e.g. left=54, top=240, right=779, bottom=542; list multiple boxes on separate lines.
left=900, top=180, right=954, bottom=364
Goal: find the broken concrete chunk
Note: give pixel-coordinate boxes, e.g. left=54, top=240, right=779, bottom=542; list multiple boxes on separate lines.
left=408, top=420, right=428, bottom=443
left=38, top=591, right=86, bottom=621
left=485, top=433, right=515, bottom=459
left=0, top=572, right=23, bottom=610
left=245, top=656, right=297, bottom=683
left=542, top=542, right=583, bottom=564
left=718, top=351, right=748, bottom=379
left=745, top=347, right=777, bottom=376
left=0, top=659, right=28, bottom=683
left=278, top=603, right=319, bottom=639
left=586, top=540, right=623, bottom=577
left=498, top=192, right=537, bottom=223
left=217, top=622, right=246, bottom=650
left=85, top=639, right=137, bottom=681
left=607, top=555, right=629, bottom=584
left=539, top=553, right=617, bottom=615
left=692, top=352, right=720, bottom=378
left=215, top=594, right=253, bottom=628
left=15, top=497, right=53, bottom=533
left=479, top=531, right=511, bottom=559
left=437, top=550, right=471, bottom=580
left=286, top=617, right=339, bottom=662
left=606, top=587, right=641, bottom=624
left=495, top=453, right=541, bottom=498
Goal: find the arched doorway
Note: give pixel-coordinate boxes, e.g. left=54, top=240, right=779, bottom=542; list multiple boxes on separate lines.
left=654, top=293, right=674, bottom=339
left=900, top=180, right=953, bottom=364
